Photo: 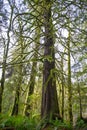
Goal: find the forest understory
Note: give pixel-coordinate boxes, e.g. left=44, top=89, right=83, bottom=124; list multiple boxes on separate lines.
left=0, top=114, right=87, bottom=130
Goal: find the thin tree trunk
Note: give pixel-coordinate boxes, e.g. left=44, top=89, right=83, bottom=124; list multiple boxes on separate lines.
left=25, top=29, right=40, bottom=116
left=41, top=0, right=60, bottom=121
left=0, top=65, right=5, bottom=112
left=11, top=62, right=22, bottom=116
left=11, top=57, right=23, bottom=115
left=11, top=85, right=20, bottom=115
left=67, top=32, right=73, bottom=123
left=25, top=62, right=37, bottom=116
left=0, top=6, right=13, bottom=113
left=61, top=55, right=64, bottom=121
left=11, top=20, right=23, bottom=116
left=77, top=82, right=82, bottom=119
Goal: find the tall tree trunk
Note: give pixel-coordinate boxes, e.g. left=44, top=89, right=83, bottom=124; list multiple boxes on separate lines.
left=11, top=63, right=22, bottom=115
left=11, top=59, right=22, bottom=116
left=25, top=61, right=37, bottom=116
left=41, top=0, right=60, bottom=121
left=61, top=54, right=64, bottom=121
left=77, top=82, right=82, bottom=119
left=0, top=6, right=13, bottom=113
left=11, top=84, right=20, bottom=115
left=67, top=32, right=73, bottom=123
left=25, top=28, right=40, bottom=116
left=0, top=62, right=5, bottom=113
left=11, top=20, right=23, bottom=116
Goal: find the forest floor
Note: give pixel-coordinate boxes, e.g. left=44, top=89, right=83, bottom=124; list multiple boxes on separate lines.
left=0, top=114, right=87, bottom=130
left=1, top=125, right=87, bottom=130
left=73, top=126, right=87, bottom=130
left=42, top=126, right=87, bottom=130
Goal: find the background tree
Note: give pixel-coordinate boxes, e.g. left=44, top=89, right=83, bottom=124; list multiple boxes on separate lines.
left=0, top=0, right=14, bottom=113
left=25, top=28, right=40, bottom=116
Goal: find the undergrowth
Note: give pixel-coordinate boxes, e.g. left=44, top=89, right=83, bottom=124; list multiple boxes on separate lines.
left=50, top=119, right=72, bottom=130
left=75, top=118, right=87, bottom=130
left=0, top=114, right=38, bottom=130
left=36, top=118, right=72, bottom=130
left=0, top=114, right=73, bottom=130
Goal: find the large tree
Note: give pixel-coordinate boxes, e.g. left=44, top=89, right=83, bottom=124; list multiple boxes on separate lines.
left=41, top=0, right=61, bottom=122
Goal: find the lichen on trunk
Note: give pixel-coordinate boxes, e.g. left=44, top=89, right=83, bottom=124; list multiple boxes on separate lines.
left=41, top=0, right=60, bottom=121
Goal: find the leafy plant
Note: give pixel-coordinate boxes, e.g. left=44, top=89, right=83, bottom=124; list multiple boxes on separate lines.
left=0, top=114, right=38, bottom=130
left=49, top=119, right=72, bottom=130
left=76, top=118, right=85, bottom=128
left=36, top=118, right=72, bottom=130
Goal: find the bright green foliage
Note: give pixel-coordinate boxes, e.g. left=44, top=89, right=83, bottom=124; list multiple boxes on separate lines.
left=0, top=114, right=39, bottom=130
left=0, top=114, right=73, bottom=130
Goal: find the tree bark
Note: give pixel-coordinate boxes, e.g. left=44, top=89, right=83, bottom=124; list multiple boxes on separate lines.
left=77, top=82, right=82, bottom=119
left=11, top=84, right=20, bottom=115
left=25, top=28, right=40, bottom=116
left=0, top=5, right=13, bottom=113
left=61, top=54, right=64, bottom=121
left=67, top=32, right=73, bottom=123
left=11, top=64, right=22, bottom=116
left=41, top=0, right=60, bottom=121
left=11, top=19, right=23, bottom=116
left=25, top=61, right=37, bottom=116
